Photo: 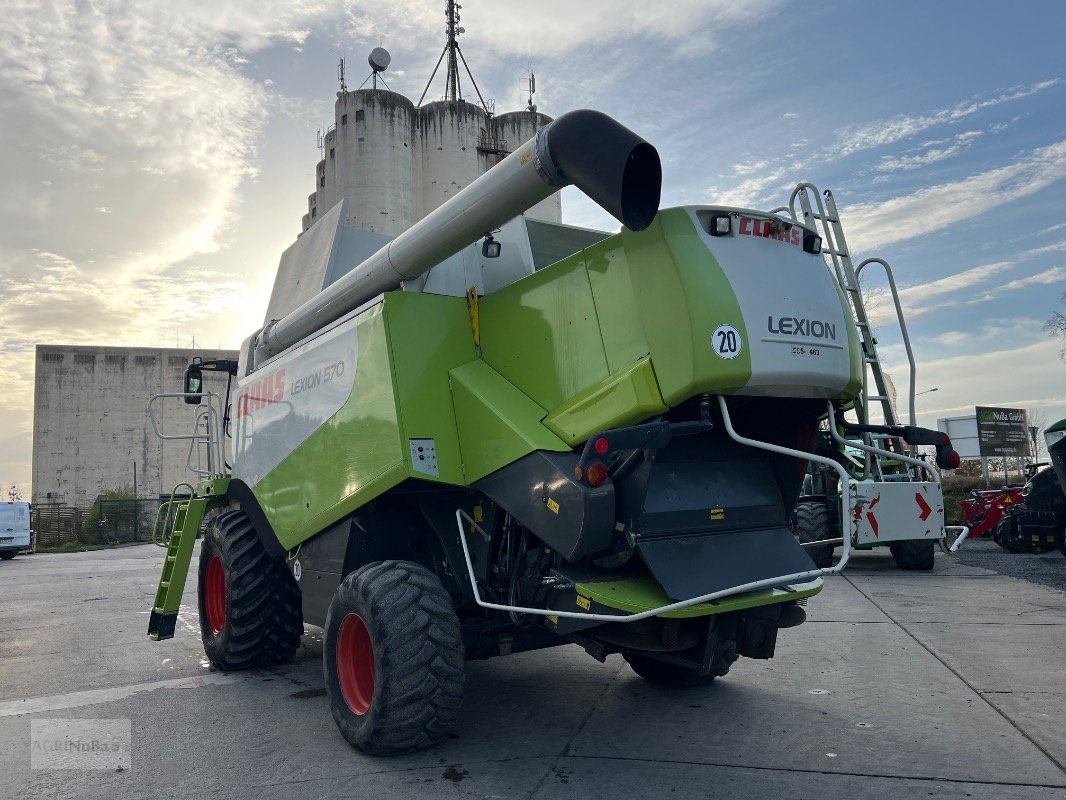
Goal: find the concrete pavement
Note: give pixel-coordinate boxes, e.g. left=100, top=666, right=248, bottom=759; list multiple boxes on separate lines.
left=1, top=543, right=1064, bottom=799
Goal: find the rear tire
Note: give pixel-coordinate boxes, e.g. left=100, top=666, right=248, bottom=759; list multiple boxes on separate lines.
left=197, top=510, right=302, bottom=670
left=889, top=539, right=935, bottom=570
left=0, top=552, right=15, bottom=560
left=324, top=560, right=465, bottom=755
left=793, top=500, right=834, bottom=569
left=624, top=635, right=738, bottom=687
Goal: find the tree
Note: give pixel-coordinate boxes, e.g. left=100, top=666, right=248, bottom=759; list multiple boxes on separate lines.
left=1047, top=290, right=1066, bottom=360
left=1027, top=408, right=1048, bottom=462
left=6, top=484, right=23, bottom=501
left=953, top=460, right=983, bottom=477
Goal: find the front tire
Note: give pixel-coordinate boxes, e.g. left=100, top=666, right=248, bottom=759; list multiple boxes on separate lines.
left=889, top=539, right=935, bottom=570
left=197, top=510, right=302, bottom=670
left=324, top=560, right=465, bottom=755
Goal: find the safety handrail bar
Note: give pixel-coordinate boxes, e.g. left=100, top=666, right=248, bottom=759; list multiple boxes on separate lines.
left=185, top=408, right=216, bottom=476
left=146, top=392, right=224, bottom=477
left=454, top=509, right=824, bottom=623
left=855, top=257, right=917, bottom=429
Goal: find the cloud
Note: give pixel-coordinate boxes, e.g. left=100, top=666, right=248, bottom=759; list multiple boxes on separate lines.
left=873, top=128, right=996, bottom=174
left=708, top=166, right=794, bottom=208
left=880, top=338, right=1066, bottom=432
left=862, top=261, right=1014, bottom=326
left=344, top=0, right=785, bottom=60
left=832, top=79, right=1058, bottom=158
left=0, top=2, right=349, bottom=285
left=970, top=266, right=1066, bottom=298
left=841, top=139, right=1066, bottom=251
left=1021, top=239, right=1066, bottom=258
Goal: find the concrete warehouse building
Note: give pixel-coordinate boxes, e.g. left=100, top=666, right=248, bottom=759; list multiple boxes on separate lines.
left=31, top=345, right=236, bottom=508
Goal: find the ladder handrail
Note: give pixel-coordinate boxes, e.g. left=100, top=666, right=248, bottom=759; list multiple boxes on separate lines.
left=784, top=183, right=912, bottom=432
left=151, top=482, right=196, bottom=547
left=855, top=257, right=917, bottom=428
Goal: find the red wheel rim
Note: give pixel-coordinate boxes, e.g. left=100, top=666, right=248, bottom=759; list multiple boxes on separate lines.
left=337, top=613, right=375, bottom=715
left=205, top=553, right=226, bottom=635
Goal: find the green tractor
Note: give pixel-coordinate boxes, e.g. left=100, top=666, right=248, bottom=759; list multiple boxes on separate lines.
left=147, top=110, right=959, bottom=754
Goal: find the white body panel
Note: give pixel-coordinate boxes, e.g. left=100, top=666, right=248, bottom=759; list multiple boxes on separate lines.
left=853, top=481, right=944, bottom=544
left=233, top=317, right=359, bottom=488
left=688, top=208, right=853, bottom=399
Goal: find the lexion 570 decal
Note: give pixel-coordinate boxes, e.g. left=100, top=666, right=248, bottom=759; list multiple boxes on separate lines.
left=233, top=322, right=358, bottom=487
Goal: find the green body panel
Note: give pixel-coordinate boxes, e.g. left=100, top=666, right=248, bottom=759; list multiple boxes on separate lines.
left=450, top=360, right=569, bottom=483
left=478, top=254, right=611, bottom=412
left=618, top=209, right=751, bottom=406
left=253, top=303, right=407, bottom=551
left=574, top=576, right=822, bottom=618
left=385, top=292, right=475, bottom=486
left=542, top=356, right=667, bottom=445
left=583, top=237, right=649, bottom=372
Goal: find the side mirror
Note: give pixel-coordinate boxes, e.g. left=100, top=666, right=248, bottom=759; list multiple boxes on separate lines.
left=183, top=365, right=203, bottom=405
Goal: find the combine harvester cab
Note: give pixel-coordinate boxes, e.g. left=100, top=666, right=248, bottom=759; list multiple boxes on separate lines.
left=147, top=110, right=961, bottom=754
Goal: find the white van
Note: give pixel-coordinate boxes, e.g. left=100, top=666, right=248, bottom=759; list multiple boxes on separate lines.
left=0, top=501, right=32, bottom=559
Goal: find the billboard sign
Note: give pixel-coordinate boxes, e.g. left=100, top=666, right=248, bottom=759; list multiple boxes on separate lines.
left=937, top=416, right=980, bottom=460
left=975, top=406, right=1029, bottom=457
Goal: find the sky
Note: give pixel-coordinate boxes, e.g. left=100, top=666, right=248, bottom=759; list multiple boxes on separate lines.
left=1, top=0, right=1065, bottom=491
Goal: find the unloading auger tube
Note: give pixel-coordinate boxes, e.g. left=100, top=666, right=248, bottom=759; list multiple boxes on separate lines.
left=254, top=108, right=662, bottom=364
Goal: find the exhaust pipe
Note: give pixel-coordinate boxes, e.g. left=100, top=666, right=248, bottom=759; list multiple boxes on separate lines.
left=255, top=109, right=661, bottom=363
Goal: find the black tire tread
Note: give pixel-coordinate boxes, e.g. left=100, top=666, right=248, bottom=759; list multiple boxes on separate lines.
left=326, top=560, right=464, bottom=755
left=889, top=538, right=935, bottom=570
left=793, top=500, right=834, bottom=569
left=198, top=510, right=302, bottom=670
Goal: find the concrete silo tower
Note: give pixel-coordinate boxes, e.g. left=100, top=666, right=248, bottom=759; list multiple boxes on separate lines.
left=301, top=1, right=562, bottom=237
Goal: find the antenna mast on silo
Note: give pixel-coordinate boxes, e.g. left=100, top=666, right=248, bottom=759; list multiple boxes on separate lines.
left=418, top=0, right=490, bottom=114
left=359, top=47, right=392, bottom=90
left=526, top=72, right=537, bottom=113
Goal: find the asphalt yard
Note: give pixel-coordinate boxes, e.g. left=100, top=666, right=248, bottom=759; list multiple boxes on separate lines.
left=1, top=542, right=1065, bottom=799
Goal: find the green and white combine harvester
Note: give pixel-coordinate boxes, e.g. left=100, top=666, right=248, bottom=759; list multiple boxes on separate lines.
left=147, top=110, right=962, bottom=754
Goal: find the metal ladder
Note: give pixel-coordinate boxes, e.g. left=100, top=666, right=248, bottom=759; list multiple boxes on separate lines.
left=785, top=184, right=920, bottom=479
left=147, top=492, right=208, bottom=640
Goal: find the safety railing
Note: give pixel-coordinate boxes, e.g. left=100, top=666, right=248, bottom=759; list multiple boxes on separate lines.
left=146, top=392, right=226, bottom=478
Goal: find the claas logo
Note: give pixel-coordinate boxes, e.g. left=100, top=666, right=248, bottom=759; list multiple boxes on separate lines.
left=235, top=370, right=286, bottom=419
